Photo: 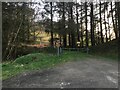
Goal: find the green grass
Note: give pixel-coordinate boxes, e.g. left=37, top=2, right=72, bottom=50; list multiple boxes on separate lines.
left=2, top=51, right=89, bottom=80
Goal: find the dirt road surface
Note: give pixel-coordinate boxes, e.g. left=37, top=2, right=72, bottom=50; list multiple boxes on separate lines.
left=3, top=57, right=118, bottom=88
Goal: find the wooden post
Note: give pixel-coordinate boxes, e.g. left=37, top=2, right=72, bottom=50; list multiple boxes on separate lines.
left=60, top=46, right=62, bottom=54
left=56, top=40, right=60, bottom=56
left=57, top=47, right=60, bottom=56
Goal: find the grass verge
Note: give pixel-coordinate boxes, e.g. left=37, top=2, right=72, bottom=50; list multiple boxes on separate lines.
left=2, top=51, right=89, bottom=80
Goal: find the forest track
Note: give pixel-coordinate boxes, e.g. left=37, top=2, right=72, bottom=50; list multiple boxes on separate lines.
left=3, top=57, right=118, bottom=88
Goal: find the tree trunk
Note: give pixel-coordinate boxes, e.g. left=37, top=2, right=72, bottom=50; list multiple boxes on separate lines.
left=115, top=2, right=118, bottom=39
left=70, top=2, right=75, bottom=48
left=85, top=2, right=88, bottom=47
left=107, top=6, right=111, bottom=41
left=117, top=2, right=120, bottom=39
left=50, top=2, right=54, bottom=46
left=90, top=2, right=95, bottom=46
left=104, top=2, right=108, bottom=42
left=118, top=3, right=120, bottom=57
left=76, top=3, right=80, bottom=42
left=111, top=2, right=118, bottom=39
left=99, top=2, right=104, bottom=43
left=22, top=3, right=26, bottom=42
left=68, top=33, right=71, bottom=47
left=59, top=35, right=62, bottom=46
left=67, top=5, right=71, bottom=47
left=80, top=4, right=83, bottom=47
left=62, top=2, right=67, bottom=47
left=27, top=22, right=30, bottom=42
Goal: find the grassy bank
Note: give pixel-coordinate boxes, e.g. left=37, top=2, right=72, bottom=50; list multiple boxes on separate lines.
left=89, top=39, right=118, bottom=60
left=2, top=51, right=89, bottom=80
